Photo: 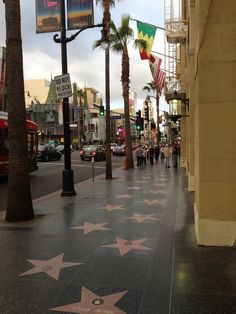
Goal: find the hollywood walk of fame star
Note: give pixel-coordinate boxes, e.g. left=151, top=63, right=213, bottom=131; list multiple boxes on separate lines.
left=115, top=194, right=132, bottom=199
left=50, top=286, right=128, bottom=313
left=141, top=199, right=163, bottom=205
left=99, top=204, right=126, bottom=212
left=145, top=190, right=166, bottom=194
left=127, top=186, right=140, bottom=190
left=71, top=222, right=109, bottom=234
left=19, top=253, right=82, bottom=280
left=122, top=213, right=159, bottom=223
left=101, top=237, right=152, bottom=256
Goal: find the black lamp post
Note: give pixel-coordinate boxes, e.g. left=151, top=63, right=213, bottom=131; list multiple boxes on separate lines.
left=53, top=0, right=103, bottom=196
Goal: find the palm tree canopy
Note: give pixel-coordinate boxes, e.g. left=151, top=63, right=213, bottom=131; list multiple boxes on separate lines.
left=95, top=0, right=117, bottom=8
left=109, top=15, right=133, bottom=52
left=142, top=81, right=157, bottom=93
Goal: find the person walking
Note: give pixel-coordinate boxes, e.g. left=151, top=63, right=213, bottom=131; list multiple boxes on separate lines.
left=154, top=145, right=160, bottom=161
left=142, top=146, right=147, bottom=165
left=160, top=145, right=165, bottom=161
left=164, top=144, right=171, bottom=168
left=172, top=143, right=179, bottom=167
left=135, top=145, right=143, bottom=167
left=149, top=145, right=155, bottom=165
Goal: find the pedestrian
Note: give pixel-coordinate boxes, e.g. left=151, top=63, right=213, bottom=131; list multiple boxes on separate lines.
left=149, top=145, right=155, bottom=165
left=164, top=144, right=171, bottom=168
left=142, top=147, right=147, bottom=165
left=135, top=145, right=143, bottom=167
left=172, top=143, right=179, bottom=167
left=160, top=145, right=165, bottom=161
left=154, top=145, right=160, bottom=161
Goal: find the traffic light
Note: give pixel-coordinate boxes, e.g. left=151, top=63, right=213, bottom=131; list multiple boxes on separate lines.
left=99, top=105, right=105, bottom=116
left=135, top=110, right=142, bottom=131
left=136, top=110, right=141, bottom=119
left=144, top=106, right=149, bottom=121
left=150, top=122, right=156, bottom=129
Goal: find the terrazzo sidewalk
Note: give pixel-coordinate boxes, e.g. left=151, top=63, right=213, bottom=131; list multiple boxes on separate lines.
left=0, top=161, right=236, bottom=314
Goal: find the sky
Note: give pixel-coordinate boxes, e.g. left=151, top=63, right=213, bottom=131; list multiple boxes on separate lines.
left=0, top=0, right=169, bottom=112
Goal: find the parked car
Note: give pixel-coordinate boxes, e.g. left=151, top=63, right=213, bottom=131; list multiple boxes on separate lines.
left=55, top=144, right=73, bottom=154
left=110, top=143, right=117, bottom=152
left=37, top=144, right=62, bottom=162
left=113, top=144, right=126, bottom=156
left=80, top=145, right=106, bottom=161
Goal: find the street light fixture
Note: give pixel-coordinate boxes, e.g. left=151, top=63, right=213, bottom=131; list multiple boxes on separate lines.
left=53, top=0, right=103, bottom=196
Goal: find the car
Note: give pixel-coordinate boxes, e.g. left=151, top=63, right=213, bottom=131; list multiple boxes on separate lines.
left=55, top=144, right=73, bottom=154
left=80, top=145, right=106, bottom=161
left=37, top=144, right=62, bottom=162
left=113, top=144, right=126, bottom=156
left=110, top=143, right=117, bottom=152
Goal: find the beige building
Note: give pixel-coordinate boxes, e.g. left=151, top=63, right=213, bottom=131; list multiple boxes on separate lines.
left=24, top=79, right=51, bottom=107
left=165, top=0, right=236, bottom=246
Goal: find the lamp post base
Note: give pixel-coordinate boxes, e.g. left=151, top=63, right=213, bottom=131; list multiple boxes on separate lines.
left=61, top=170, right=76, bottom=196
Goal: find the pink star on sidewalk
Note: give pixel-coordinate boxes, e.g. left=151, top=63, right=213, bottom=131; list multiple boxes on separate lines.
left=127, top=186, right=140, bottom=190
left=123, top=213, right=159, bottom=223
left=101, top=237, right=152, bottom=256
left=19, top=253, right=82, bottom=280
left=114, top=194, right=132, bottom=199
left=71, top=222, right=109, bottom=234
left=99, top=204, right=126, bottom=212
left=50, top=286, right=128, bottom=313
left=141, top=199, right=163, bottom=205
left=147, top=190, right=166, bottom=194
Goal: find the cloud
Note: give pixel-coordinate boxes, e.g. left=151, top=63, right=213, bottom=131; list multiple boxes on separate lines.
left=0, top=0, right=166, bottom=110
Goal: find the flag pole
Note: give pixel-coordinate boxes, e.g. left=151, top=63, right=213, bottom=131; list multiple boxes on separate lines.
left=130, top=18, right=167, bottom=31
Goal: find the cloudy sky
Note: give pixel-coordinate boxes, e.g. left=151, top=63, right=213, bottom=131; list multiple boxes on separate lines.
left=0, top=0, right=169, bottom=111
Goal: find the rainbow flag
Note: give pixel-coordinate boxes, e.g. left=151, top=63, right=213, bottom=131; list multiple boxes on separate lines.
left=136, top=21, right=157, bottom=62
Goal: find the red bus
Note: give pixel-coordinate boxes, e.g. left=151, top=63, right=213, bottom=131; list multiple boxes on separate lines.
left=0, top=111, right=38, bottom=177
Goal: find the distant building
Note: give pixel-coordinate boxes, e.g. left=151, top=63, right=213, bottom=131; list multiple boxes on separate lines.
left=24, top=79, right=51, bottom=107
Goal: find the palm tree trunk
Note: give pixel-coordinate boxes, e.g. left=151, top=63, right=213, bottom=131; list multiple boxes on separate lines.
left=5, top=0, right=34, bottom=221
left=103, top=0, right=112, bottom=179
left=122, top=46, right=134, bottom=169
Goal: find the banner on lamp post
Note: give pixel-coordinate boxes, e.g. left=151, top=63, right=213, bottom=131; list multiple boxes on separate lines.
left=67, top=0, right=94, bottom=30
left=35, top=0, right=61, bottom=33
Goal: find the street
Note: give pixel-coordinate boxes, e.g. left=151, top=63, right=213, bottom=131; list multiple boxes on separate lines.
left=0, top=151, right=124, bottom=212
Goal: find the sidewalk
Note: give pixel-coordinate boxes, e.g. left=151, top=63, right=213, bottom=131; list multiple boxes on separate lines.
left=0, top=160, right=235, bottom=314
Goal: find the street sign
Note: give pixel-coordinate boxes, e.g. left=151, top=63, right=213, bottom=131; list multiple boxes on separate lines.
left=54, top=73, right=72, bottom=99
left=110, top=115, right=121, bottom=120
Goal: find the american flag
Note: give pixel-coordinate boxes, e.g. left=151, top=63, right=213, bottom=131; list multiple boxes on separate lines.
left=149, top=55, right=162, bottom=85
left=156, top=70, right=166, bottom=95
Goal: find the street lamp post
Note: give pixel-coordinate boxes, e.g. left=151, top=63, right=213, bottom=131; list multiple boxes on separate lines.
left=144, top=98, right=150, bottom=144
left=53, top=0, right=103, bottom=196
left=147, top=94, right=160, bottom=146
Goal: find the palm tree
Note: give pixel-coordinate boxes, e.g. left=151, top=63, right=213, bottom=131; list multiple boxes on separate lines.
left=4, top=0, right=34, bottom=221
left=108, top=15, right=135, bottom=169
left=95, top=0, right=120, bottom=179
left=77, top=88, right=85, bottom=147
left=143, top=80, right=160, bottom=147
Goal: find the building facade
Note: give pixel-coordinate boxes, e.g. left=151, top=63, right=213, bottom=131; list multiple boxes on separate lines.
left=165, top=0, right=236, bottom=246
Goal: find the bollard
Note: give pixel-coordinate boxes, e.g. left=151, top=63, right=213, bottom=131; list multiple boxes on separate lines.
left=92, top=156, right=95, bottom=182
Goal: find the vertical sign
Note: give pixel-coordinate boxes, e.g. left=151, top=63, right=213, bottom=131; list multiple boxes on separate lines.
left=35, top=0, right=61, bottom=33
left=67, top=0, right=94, bottom=30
